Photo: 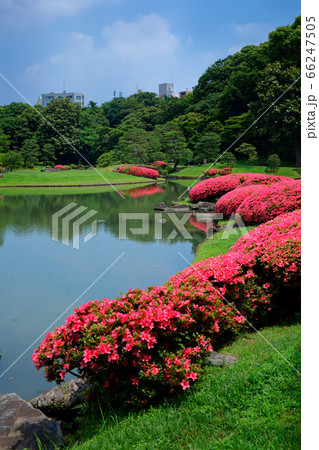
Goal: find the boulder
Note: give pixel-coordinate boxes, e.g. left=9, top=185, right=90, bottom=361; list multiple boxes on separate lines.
left=154, top=202, right=168, bottom=211
left=190, top=201, right=216, bottom=212
left=0, top=393, right=63, bottom=450
left=205, top=351, right=238, bottom=366
left=30, top=378, right=89, bottom=417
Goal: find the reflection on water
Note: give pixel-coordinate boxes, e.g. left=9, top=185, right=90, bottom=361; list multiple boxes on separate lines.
left=0, top=183, right=206, bottom=399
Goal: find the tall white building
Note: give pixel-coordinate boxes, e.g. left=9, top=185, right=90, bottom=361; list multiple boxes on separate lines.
left=159, top=83, right=175, bottom=98
left=40, top=91, right=84, bottom=107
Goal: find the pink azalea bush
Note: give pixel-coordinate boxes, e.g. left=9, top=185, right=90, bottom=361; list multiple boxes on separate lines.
left=153, top=161, right=167, bottom=168
left=189, top=173, right=293, bottom=203
left=203, top=168, right=218, bottom=178
left=237, top=180, right=301, bottom=224
left=215, top=185, right=265, bottom=217
left=118, top=166, right=159, bottom=180
left=33, top=209, right=300, bottom=405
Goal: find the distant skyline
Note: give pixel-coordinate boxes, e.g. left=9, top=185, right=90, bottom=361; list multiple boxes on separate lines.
left=0, top=0, right=300, bottom=106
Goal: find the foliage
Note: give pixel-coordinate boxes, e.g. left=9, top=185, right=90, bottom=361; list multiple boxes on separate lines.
left=118, top=166, right=159, bottom=180
left=2, top=151, right=23, bottom=171
left=194, top=132, right=221, bottom=163
left=235, top=142, right=259, bottom=165
left=267, top=153, right=281, bottom=172
left=20, top=139, right=40, bottom=166
left=220, top=151, right=236, bottom=167
left=96, top=153, right=112, bottom=168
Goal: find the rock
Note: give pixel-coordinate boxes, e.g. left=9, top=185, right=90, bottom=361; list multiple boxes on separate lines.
left=205, top=351, right=238, bottom=366
left=191, top=201, right=216, bottom=212
left=30, top=378, right=89, bottom=417
left=0, top=393, right=63, bottom=450
left=154, top=202, right=168, bottom=211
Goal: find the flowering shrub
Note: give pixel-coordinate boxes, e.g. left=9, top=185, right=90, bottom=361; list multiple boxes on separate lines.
left=153, top=161, right=167, bottom=168
left=118, top=166, right=159, bottom=180
left=238, top=173, right=290, bottom=187
left=54, top=165, right=63, bottom=169
left=189, top=173, right=294, bottom=203
left=219, top=167, right=232, bottom=176
left=215, top=185, right=265, bottom=217
left=203, top=168, right=218, bottom=178
left=123, top=184, right=165, bottom=198
left=237, top=180, right=301, bottom=223
left=33, top=209, right=300, bottom=405
left=189, top=175, right=243, bottom=202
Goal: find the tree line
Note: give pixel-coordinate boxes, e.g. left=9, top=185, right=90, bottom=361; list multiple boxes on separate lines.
left=0, top=16, right=300, bottom=170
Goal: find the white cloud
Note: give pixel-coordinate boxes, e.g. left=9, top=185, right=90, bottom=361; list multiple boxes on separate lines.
left=102, top=14, right=179, bottom=60
left=234, top=22, right=265, bottom=36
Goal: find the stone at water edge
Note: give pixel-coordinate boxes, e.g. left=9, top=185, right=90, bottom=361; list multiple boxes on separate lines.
left=30, top=378, right=89, bottom=416
left=0, top=393, right=63, bottom=450
left=154, top=201, right=168, bottom=211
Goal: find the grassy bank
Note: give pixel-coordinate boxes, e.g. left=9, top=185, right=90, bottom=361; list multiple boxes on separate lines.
left=192, top=225, right=256, bottom=263
left=0, top=167, right=163, bottom=187
left=71, top=323, right=300, bottom=449
left=0, top=182, right=153, bottom=197
left=175, top=162, right=301, bottom=179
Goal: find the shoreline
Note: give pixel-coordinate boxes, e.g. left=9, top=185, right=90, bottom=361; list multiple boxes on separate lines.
left=0, top=179, right=166, bottom=188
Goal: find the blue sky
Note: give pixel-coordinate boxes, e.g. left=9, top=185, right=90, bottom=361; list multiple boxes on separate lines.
left=0, top=0, right=300, bottom=106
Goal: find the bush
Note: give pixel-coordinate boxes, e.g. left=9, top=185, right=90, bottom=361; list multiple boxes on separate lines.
left=220, top=152, right=237, bottom=168
left=203, top=168, right=218, bottom=178
left=118, top=166, right=159, bottom=180
left=237, top=180, right=301, bottom=223
left=153, top=161, right=167, bottom=168
left=2, top=151, right=23, bottom=171
left=266, top=154, right=281, bottom=172
left=97, top=153, right=112, bottom=168
left=33, top=210, right=300, bottom=405
left=235, top=143, right=259, bottom=166
left=215, top=184, right=265, bottom=217
left=189, top=173, right=293, bottom=203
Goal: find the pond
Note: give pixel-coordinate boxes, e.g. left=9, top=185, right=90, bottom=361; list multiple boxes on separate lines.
left=0, top=182, right=207, bottom=399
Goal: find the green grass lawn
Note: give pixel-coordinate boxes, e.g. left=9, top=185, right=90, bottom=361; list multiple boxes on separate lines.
left=192, top=225, right=256, bottom=263
left=71, top=323, right=300, bottom=449
left=175, top=162, right=301, bottom=179
left=0, top=167, right=164, bottom=186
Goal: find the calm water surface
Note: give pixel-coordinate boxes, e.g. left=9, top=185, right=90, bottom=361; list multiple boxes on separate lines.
left=0, top=183, right=207, bottom=399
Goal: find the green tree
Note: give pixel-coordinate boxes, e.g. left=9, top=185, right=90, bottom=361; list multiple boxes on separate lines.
left=250, top=62, right=301, bottom=165
left=2, top=151, right=23, bottom=170
left=155, top=122, right=192, bottom=168
left=235, top=142, right=259, bottom=165
left=268, top=16, right=301, bottom=67
left=194, top=132, right=221, bottom=162
left=267, top=154, right=281, bottom=172
left=220, top=152, right=237, bottom=168
left=39, top=98, right=81, bottom=164
left=0, top=131, right=10, bottom=152
left=96, top=152, right=112, bottom=167
left=41, top=143, right=56, bottom=163
left=115, top=129, right=162, bottom=165
left=20, top=139, right=40, bottom=166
